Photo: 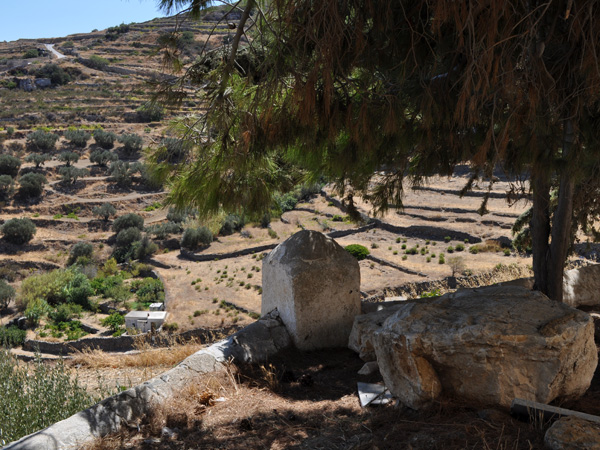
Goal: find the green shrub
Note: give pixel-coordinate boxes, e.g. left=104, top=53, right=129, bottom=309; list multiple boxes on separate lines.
left=64, top=129, right=90, bottom=148
left=146, top=221, right=182, bottom=240
left=108, top=160, right=138, bottom=187
left=93, top=129, right=116, bottom=149
left=58, top=166, right=88, bottom=184
left=345, top=244, right=370, bottom=261
left=220, top=214, right=244, bottom=236
left=19, top=269, right=94, bottom=311
left=34, top=63, right=72, bottom=86
left=84, top=55, right=110, bottom=70
left=24, top=298, right=51, bottom=327
left=26, top=130, right=59, bottom=152
left=89, top=149, right=118, bottom=166
left=158, top=137, right=188, bottom=163
left=0, top=326, right=26, bottom=348
left=166, top=207, right=196, bottom=223
left=68, top=242, right=93, bottom=265
left=116, top=227, right=142, bottom=247
left=49, top=303, right=76, bottom=324
left=0, top=280, right=15, bottom=309
left=163, top=322, right=178, bottom=332
left=504, top=248, right=511, bottom=256
left=23, top=48, right=39, bottom=58
left=132, top=277, right=164, bottom=304
left=447, top=246, right=454, bottom=253
left=454, top=243, right=465, bottom=252
left=132, top=235, right=157, bottom=260
left=181, top=226, right=213, bottom=250
left=118, top=133, right=143, bottom=155
left=0, top=175, right=14, bottom=200
left=25, top=153, right=51, bottom=168
left=444, top=236, right=452, bottom=242
left=1, top=218, right=36, bottom=244
left=101, top=312, right=125, bottom=333
left=469, top=246, right=480, bottom=254
left=113, top=213, right=144, bottom=233
left=92, top=203, right=116, bottom=221
left=18, top=172, right=47, bottom=199
left=0, top=349, right=100, bottom=444
left=6, top=127, right=14, bottom=137
left=136, top=103, right=164, bottom=122
left=0, top=154, right=21, bottom=177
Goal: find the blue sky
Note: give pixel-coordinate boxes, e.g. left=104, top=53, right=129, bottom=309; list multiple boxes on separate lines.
left=0, top=0, right=179, bottom=42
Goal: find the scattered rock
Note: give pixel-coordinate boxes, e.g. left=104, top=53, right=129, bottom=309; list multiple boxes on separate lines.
left=262, top=230, right=361, bottom=350
left=34, top=78, right=51, bottom=89
left=545, top=416, right=600, bottom=450
left=351, top=285, right=597, bottom=410
left=358, top=361, right=379, bottom=376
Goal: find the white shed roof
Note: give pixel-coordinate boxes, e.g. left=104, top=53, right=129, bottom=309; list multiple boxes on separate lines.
left=125, top=311, right=167, bottom=320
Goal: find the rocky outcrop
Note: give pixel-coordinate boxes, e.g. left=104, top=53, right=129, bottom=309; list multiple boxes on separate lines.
left=350, top=285, right=597, bottom=410
left=545, top=417, right=600, bottom=450
left=262, top=230, right=361, bottom=350
left=563, top=264, right=600, bottom=307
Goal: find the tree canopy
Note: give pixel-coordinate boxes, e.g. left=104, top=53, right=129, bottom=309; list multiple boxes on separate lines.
left=151, top=0, right=600, bottom=301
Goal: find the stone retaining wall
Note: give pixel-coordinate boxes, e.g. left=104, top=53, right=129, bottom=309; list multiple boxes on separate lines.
left=4, top=311, right=290, bottom=450
left=22, top=326, right=242, bottom=356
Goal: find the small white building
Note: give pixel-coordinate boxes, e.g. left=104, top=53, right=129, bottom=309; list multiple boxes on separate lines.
left=149, top=303, right=164, bottom=311
left=125, top=311, right=167, bottom=333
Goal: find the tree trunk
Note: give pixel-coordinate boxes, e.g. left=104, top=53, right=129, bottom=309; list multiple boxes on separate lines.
left=531, top=169, right=551, bottom=295
left=546, top=121, right=576, bottom=302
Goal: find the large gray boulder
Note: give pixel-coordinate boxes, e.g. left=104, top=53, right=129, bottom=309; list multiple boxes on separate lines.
left=350, top=285, right=597, bottom=410
left=262, top=230, right=361, bottom=350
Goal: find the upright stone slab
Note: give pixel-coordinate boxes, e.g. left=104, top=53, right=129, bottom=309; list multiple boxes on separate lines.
left=262, top=230, right=361, bottom=350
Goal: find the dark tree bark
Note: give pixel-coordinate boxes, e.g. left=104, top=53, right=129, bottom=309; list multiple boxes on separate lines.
left=531, top=169, right=551, bottom=295
left=546, top=121, right=576, bottom=302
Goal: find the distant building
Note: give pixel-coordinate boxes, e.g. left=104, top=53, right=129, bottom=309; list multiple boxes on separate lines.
left=149, top=303, right=164, bottom=311
left=125, top=311, right=167, bottom=333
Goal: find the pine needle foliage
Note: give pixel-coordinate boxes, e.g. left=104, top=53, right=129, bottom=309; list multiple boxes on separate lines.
left=152, top=0, right=600, bottom=299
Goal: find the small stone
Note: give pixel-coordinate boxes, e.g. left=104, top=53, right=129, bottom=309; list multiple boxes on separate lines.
left=358, top=361, right=379, bottom=376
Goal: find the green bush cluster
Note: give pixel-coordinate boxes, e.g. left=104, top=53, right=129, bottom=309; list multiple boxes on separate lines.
left=18, top=172, right=47, bottom=199
left=59, top=166, right=88, bottom=184
left=118, top=133, right=143, bottom=155
left=26, top=130, right=59, bottom=152
left=1, top=218, right=36, bottom=244
left=0, top=280, right=16, bottom=309
left=166, top=206, right=196, bottom=223
left=345, top=244, right=370, bottom=261
left=18, top=268, right=95, bottom=312
left=136, top=103, right=164, bottom=122
left=84, top=55, right=110, bottom=71
left=108, top=160, right=141, bottom=187
left=90, top=149, right=118, bottom=166
left=64, top=129, right=90, bottom=148
left=181, top=226, right=213, bottom=250
left=219, top=214, right=244, bottom=236
left=92, top=203, right=116, bottom=221
left=131, top=277, right=164, bottom=305
left=146, top=221, right=182, bottom=240
left=0, top=154, right=21, bottom=177
left=59, top=151, right=82, bottom=167
left=0, top=175, right=13, bottom=200
left=0, top=326, right=25, bottom=348
left=112, top=213, right=144, bottom=233
left=0, top=350, right=98, bottom=445
left=68, top=242, right=93, bottom=266
left=93, top=129, right=117, bottom=149
left=25, top=153, right=51, bottom=168
left=34, top=63, right=72, bottom=86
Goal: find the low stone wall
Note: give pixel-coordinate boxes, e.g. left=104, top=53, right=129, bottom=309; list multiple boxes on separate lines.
left=22, top=325, right=242, bottom=356
left=4, top=312, right=290, bottom=450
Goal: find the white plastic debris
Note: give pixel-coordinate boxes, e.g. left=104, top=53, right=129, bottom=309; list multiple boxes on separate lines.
left=357, top=382, right=393, bottom=407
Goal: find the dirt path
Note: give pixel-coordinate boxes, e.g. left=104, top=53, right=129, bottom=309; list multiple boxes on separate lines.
left=43, top=43, right=66, bottom=59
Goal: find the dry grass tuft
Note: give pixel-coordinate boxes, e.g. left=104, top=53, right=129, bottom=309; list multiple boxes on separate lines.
left=69, top=335, right=205, bottom=369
